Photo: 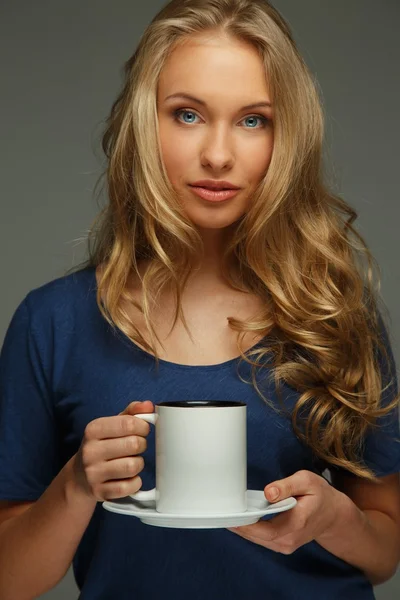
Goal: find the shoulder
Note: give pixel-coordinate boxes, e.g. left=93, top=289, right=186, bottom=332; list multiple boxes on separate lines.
left=23, top=266, right=97, bottom=331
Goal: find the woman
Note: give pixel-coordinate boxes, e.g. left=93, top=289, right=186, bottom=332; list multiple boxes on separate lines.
left=0, top=1, right=399, bottom=598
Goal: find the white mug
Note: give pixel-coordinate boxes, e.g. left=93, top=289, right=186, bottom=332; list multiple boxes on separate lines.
left=131, top=400, right=247, bottom=515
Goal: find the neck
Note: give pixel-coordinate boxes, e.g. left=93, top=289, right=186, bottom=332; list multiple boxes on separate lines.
left=132, top=225, right=241, bottom=292
left=188, top=224, right=237, bottom=285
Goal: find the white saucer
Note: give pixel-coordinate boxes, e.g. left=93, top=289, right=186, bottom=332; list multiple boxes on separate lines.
left=102, top=490, right=297, bottom=529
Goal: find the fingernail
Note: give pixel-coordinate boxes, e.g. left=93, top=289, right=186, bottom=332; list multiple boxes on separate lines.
left=268, top=487, right=279, bottom=500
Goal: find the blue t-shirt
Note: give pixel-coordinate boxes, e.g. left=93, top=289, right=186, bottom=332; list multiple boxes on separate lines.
left=1, top=266, right=399, bottom=600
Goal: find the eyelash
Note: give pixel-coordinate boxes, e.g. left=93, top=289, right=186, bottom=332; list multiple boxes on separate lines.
left=172, top=108, right=270, bottom=129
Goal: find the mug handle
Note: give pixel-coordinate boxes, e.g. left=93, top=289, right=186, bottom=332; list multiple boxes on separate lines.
left=129, top=413, right=158, bottom=501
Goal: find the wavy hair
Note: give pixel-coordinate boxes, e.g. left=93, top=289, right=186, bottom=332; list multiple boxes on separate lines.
left=67, top=0, right=399, bottom=482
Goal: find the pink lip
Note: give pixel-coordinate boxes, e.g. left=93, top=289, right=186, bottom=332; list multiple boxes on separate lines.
left=190, top=180, right=240, bottom=190
left=188, top=185, right=240, bottom=202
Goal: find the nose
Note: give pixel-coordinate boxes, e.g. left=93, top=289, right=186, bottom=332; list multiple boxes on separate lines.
left=200, top=126, right=235, bottom=171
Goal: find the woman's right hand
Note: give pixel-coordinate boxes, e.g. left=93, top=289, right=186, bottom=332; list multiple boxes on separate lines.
left=71, top=400, right=154, bottom=501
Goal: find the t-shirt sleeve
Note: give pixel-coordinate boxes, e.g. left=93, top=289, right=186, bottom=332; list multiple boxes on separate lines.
left=0, top=295, right=63, bottom=500
left=330, top=310, right=400, bottom=478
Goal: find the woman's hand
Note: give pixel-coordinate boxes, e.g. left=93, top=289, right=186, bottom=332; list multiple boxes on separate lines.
left=71, top=400, right=155, bottom=501
left=227, top=470, right=348, bottom=554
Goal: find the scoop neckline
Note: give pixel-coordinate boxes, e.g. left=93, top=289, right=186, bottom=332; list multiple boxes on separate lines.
left=88, top=265, right=268, bottom=371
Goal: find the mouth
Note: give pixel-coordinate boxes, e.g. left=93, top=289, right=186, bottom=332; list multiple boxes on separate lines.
left=189, top=186, right=239, bottom=193
left=188, top=185, right=241, bottom=203
left=189, top=181, right=241, bottom=191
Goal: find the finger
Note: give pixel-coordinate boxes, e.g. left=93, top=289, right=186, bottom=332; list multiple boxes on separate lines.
left=100, top=434, right=148, bottom=461
left=101, top=475, right=143, bottom=500
left=254, top=510, right=300, bottom=539
left=86, top=415, right=150, bottom=440
left=264, top=470, right=320, bottom=503
left=229, top=520, right=279, bottom=543
left=230, top=527, right=299, bottom=555
left=227, top=523, right=284, bottom=551
left=101, top=455, right=145, bottom=481
left=120, top=400, right=154, bottom=416
left=230, top=506, right=301, bottom=542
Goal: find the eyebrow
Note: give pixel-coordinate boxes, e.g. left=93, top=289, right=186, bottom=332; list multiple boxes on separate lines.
left=164, top=92, right=272, bottom=111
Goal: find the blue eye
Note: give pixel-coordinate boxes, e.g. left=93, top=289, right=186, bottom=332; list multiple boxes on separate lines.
left=243, top=115, right=269, bottom=128
left=174, top=109, right=199, bottom=125
left=173, top=109, right=269, bottom=129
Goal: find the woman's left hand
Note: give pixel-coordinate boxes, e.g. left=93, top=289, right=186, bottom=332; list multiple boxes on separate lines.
left=227, top=470, right=348, bottom=554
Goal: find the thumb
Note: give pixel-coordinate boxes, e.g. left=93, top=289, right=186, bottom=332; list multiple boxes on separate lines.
left=119, top=400, right=154, bottom=416
left=264, top=483, right=281, bottom=503
left=264, top=470, right=315, bottom=503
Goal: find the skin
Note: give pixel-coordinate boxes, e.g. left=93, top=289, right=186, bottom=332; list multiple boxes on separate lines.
left=156, top=32, right=274, bottom=287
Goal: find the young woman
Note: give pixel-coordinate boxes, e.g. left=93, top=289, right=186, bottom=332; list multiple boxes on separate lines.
left=0, top=1, right=399, bottom=599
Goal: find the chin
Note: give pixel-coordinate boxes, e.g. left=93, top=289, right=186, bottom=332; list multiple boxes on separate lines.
left=185, top=211, right=245, bottom=230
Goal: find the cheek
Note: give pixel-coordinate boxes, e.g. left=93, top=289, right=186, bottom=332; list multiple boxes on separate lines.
left=237, top=128, right=273, bottom=172
left=243, top=143, right=273, bottom=183
left=159, top=132, right=193, bottom=182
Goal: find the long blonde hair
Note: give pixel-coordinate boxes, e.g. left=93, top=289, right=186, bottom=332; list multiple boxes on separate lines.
left=68, top=0, right=399, bottom=482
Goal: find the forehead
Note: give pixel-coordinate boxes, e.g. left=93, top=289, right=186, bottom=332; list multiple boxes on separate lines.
left=157, top=34, right=270, bottom=103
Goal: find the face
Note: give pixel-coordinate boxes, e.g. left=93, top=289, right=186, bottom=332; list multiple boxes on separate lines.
left=157, top=33, right=274, bottom=231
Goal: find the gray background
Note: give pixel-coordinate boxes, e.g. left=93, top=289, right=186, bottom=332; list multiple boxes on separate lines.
left=1, top=0, right=399, bottom=598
